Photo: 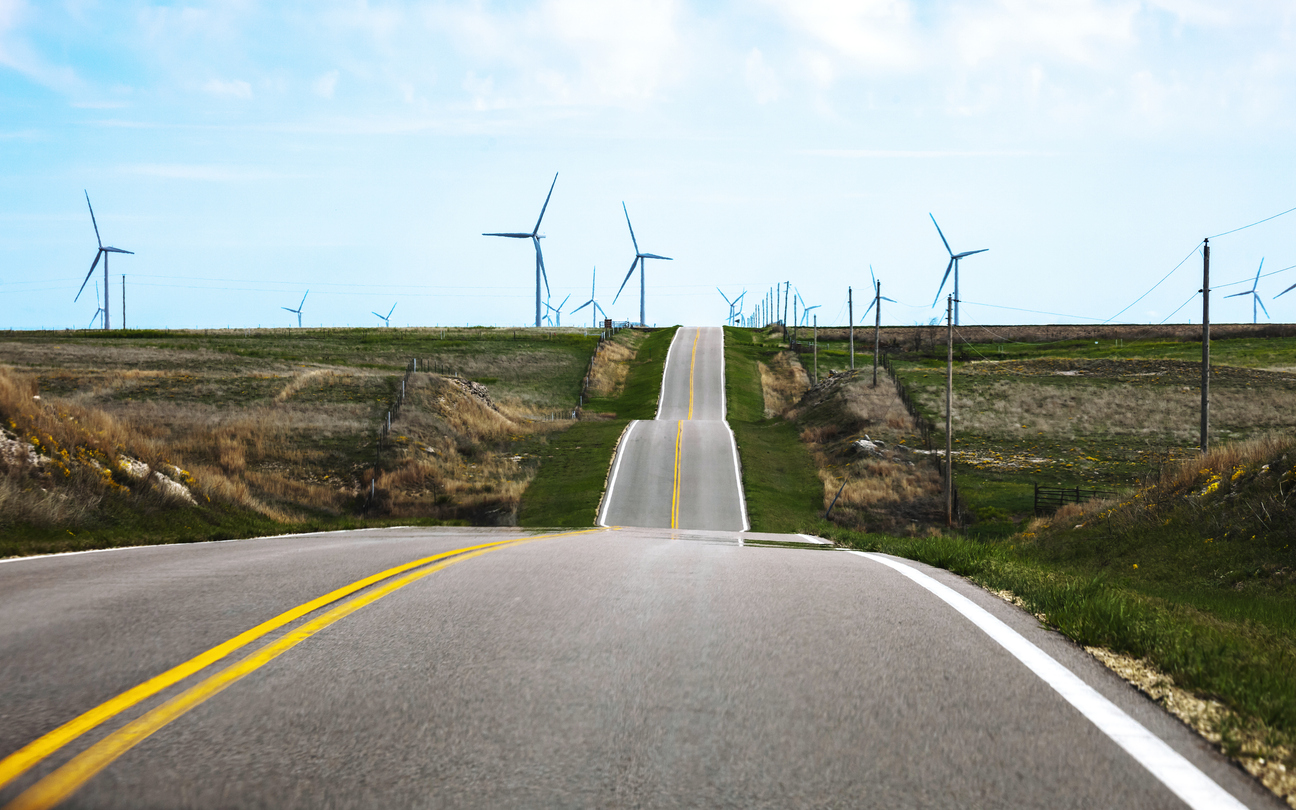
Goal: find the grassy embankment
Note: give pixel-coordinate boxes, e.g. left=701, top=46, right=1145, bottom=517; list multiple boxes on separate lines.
left=738, top=325, right=1296, bottom=797
left=721, top=326, right=827, bottom=534
left=1, top=327, right=599, bottom=555
left=517, top=327, right=678, bottom=527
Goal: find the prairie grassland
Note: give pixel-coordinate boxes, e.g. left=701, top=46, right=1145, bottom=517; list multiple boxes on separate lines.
left=585, top=330, right=645, bottom=400
left=0, top=327, right=599, bottom=548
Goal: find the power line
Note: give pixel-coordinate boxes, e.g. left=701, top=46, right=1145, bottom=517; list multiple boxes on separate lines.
left=1210, top=204, right=1296, bottom=239
left=959, top=300, right=1105, bottom=322
left=1159, top=292, right=1200, bottom=324
left=1104, top=242, right=1201, bottom=323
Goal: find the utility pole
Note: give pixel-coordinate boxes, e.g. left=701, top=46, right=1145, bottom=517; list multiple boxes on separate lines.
left=783, top=281, right=790, bottom=334
left=946, top=294, right=954, bottom=527
left=1201, top=238, right=1211, bottom=454
left=121, top=274, right=126, bottom=331
left=813, top=314, right=818, bottom=384
left=848, top=286, right=855, bottom=370
left=792, top=296, right=798, bottom=348
left=873, top=280, right=881, bottom=387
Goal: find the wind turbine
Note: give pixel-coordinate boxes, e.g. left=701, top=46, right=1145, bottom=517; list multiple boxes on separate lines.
left=571, top=267, right=607, bottom=328
left=88, top=282, right=106, bottom=329
left=1278, top=278, right=1296, bottom=300
left=861, top=266, right=897, bottom=322
left=717, top=288, right=745, bottom=325
left=1225, top=259, right=1269, bottom=324
left=929, top=213, right=987, bottom=326
left=483, top=173, right=557, bottom=328
left=613, top=202, right=672, bottom=326
left=74, top=191, right=134, bottom=330
left=372, top=303, right=397, bottom=327
left=544, top=294, right=571, bottom=327
left=283, top=291, right=308, bottom=328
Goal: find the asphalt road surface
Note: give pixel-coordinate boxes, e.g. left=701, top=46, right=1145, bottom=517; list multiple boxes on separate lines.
left=0, top=527, right=1280, bottom=809
left=599, top=326, right=747, bottom=531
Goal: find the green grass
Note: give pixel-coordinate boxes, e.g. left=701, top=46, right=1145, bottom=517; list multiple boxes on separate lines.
left=723, top=327, right=829, bottom=534
left=517, top=327, right=678, bottom=527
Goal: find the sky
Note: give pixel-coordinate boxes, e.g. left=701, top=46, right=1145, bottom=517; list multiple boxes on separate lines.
left=2, top=0, right=1296, bottom=331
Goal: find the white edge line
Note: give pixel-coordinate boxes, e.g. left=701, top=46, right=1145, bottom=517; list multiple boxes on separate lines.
left=0, top=525, right=421, bottom=566
left=795, top=533, right=831, bottom=545
left=655, top=326, right=681, bottom=420
left=597, top=420, right=639, bottom=527
left=846, top=551, right=1249, bottom=810
left=717, top=326, right=750, bottom=532
left=724, top=422, right=750, bottom=532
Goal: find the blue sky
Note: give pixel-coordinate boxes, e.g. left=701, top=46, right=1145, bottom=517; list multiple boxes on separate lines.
left=2, top=0, right=1295, bottom=330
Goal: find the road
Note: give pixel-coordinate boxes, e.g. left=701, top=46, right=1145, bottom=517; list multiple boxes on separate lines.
left=0, top=324, right=1280, bottom=808
left=0, top=528, right=1279, bottom=808
left=599, top=326, right=747, bottom=531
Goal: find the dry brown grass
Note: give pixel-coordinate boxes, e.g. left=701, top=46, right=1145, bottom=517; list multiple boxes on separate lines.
left=944, top=381, right=1296, bottom=442
left=758, top=350, right=810, bottom=417
left=793, top=369, right=945, bottom=534
left=586, top=336, right=640, bottom=399
left=364, top=373, right=564, bottom=524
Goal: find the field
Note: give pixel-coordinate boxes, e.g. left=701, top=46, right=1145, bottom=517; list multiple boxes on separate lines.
left=0, top=326, right=601, bottom=554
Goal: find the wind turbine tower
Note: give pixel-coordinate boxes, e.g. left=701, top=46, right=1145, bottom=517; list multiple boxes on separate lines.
left=929, top=213, right=987, bottom=326
left=571, top=267, right=608, bottom=328
left=483, top=173, right=558, bottom=328
left=75, top=192, right=134, bottom=330
left=613, top=202, right=672, bottom=326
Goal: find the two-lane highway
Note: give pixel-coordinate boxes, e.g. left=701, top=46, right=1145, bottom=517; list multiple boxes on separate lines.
left=0, top=528, right=1280, bottom=808
left=599, top=326, right=747, bottom=530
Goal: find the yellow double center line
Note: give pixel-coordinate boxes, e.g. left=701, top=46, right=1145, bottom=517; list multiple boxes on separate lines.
left=1, top=528, right=602, bottom=810
left=670, top=329, right=700, bottom=530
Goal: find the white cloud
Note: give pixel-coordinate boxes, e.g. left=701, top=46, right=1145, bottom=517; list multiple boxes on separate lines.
left=204, top=78, right=252, bottom=99
left=759, top=0, right=919, bottom=71
left=745, top=48, right=781, bottom=104
left=950, top=0, right=1139, bottom=68
left=313, top=69, right=339, bottom=98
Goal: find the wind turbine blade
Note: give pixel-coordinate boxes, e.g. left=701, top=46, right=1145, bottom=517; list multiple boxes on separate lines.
left=572, top=300, right=593, bottom=314
left=881, top=296, right=897, bottom=303
left=483, top=232, right=533, bottom=238
left=85, top=191, right=103, bottom=249
left=717, top=287, right=732, bottom=305
left=300, top=291, right=309, bottom=309
left=1258, top=297, right=1270, bottom=319
left=74, top=252, right=101, bottom=301
left=387, top=304, right=397, bottom=319
left=869, top=264, right=877, bottom=288
left=955, top=248, right=989, bottom=258
left=640, top=253, right=672, bottom=261
left=932, top=258, right=954, bottom=307
left=612, top=259, right=637, bottom=304
left=282, top=307, right=296, bottom=313
left=930, top=213, right=953, bottom=256
left=1253, top=258, right=1265, bottom=290
left=559, top=294, right=570, bottom=310
left=595, top=302, right=607, bottom=319
left=622, top=202, right=640, bottom=254
left=1277, top=282, right=1296, bottom=299
left=532, top=172, right=558, bottom=235
left=861, top=299, right=876, bottom=320
left=372, top=312, right=383, bottom=319
left=104, top=247, right=133, bottom=254
left=1224, top=291, right=1252, bottom=299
